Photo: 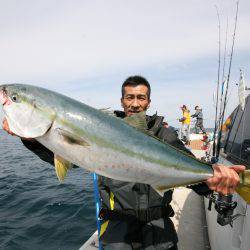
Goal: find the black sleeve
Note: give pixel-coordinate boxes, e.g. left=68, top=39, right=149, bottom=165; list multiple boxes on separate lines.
left=192, top=111, right=198, bottom=118
left=21, top=139, right=54, bottom=166
left=21, top=139, right=80, bottom=168
left=156, top=126, right=212, bottom=196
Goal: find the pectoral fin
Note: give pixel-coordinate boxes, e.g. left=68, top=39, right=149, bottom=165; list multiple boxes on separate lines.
left=237, top=170, right=250, bottom=204
left=56, top=128, right=90, bottom=147
left=54, top=155, right=73, bottom=182
left=123, top=111, right=148, bottom=132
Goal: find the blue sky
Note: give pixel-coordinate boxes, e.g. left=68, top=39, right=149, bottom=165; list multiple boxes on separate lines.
left=0, top=0, right=250, bottom=128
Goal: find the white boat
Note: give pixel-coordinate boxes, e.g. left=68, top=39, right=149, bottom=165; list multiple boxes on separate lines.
left=204, top=86, right=250, bottom=250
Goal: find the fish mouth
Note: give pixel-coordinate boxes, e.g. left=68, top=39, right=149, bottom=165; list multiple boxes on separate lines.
left=0, top=88, right=8, bottom=106
left=0, top=87, right=12, bottom=107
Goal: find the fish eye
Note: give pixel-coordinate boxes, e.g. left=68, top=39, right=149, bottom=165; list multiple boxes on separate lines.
left=11, top=94, right=18, bottom=102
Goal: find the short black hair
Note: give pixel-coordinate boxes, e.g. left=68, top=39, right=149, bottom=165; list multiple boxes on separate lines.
left=121, top=75, right=151, bottom=99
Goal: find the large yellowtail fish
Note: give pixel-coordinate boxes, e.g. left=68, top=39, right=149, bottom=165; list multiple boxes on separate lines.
left=0, top=84, right=249, bottom=203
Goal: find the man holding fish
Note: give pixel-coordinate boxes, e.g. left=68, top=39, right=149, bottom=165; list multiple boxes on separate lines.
left=1, top=76, right=246, bottom=249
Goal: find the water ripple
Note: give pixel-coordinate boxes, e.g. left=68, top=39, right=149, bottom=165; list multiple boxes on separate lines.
left=0, top=130, right=96, bottom=249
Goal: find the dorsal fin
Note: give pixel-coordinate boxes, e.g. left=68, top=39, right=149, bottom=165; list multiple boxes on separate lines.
left=123, top=112, right=148, bottom=132
left=99, top=107, right=115, bottom=116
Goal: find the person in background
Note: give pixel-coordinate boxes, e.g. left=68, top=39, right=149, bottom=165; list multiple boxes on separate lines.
left=200, top=132, right=212, bottom=162
left=191, top=105, right=206, bottom=134
left=163, top=121, right=169, bottom=128
left=201, top=132, right=210, bottom=151
left=163, top=121, right=178, bottom=137
left=178, top=105, right=191, bottom=145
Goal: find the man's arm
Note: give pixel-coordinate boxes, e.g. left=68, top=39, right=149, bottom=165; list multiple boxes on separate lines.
left=21, top=138, right=54, bottom=166
left=179, top=117, right=186, bottom=122
left=191, top=110, right=199, bottom=118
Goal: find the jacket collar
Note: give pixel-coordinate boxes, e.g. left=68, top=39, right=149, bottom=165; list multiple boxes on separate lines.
left=114, top=110, right=164, bottom=131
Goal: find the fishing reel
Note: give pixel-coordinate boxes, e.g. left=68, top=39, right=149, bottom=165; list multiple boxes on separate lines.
left=207, top=157, right=245, bottom=227
left=207, top=193, right=241, bottom=227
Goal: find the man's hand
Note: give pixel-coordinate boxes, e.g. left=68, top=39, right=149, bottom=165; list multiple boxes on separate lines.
left=205, top=164, right=246, bottom=195
left=2, top=117, right=15, bottom=136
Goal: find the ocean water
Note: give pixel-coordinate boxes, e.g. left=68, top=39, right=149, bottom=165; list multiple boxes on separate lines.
left=0, top=130, right=96, bottom=249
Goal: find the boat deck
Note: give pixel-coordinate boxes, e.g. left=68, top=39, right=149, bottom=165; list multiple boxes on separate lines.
left=171, top=188, right=210, bottom=250
left=80, top=188, right=210, bottom=250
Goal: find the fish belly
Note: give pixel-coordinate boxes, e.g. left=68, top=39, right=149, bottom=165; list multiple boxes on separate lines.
left=36, top=123, right=211, bottom=188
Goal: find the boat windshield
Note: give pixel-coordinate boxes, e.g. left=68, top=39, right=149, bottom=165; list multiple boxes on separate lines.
left=222, top=95, right=250, bottom=169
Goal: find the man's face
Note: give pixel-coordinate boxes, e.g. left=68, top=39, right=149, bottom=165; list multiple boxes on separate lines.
left=121, top=85, right=151, bottom=116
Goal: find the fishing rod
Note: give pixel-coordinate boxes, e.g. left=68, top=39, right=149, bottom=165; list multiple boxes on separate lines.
left=213, top=14, right=229, bottom=157
left=207, top=2, right=245, bottom=227
left=212, top=5, right=221, bottom=157
left=221, top=18, right=229, bottom=87
left=216, top=0, right=239, bottom=159
left=217, top=18, right=229, bottom=141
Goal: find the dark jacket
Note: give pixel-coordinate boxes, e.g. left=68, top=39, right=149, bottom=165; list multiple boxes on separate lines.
left=191, top=109, right=203, bottom=120
left=98, top=111, right=211, bottom=248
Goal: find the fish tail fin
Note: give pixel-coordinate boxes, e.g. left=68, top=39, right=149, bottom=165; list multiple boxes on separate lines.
left=236, top=170, right=250, bottom=204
